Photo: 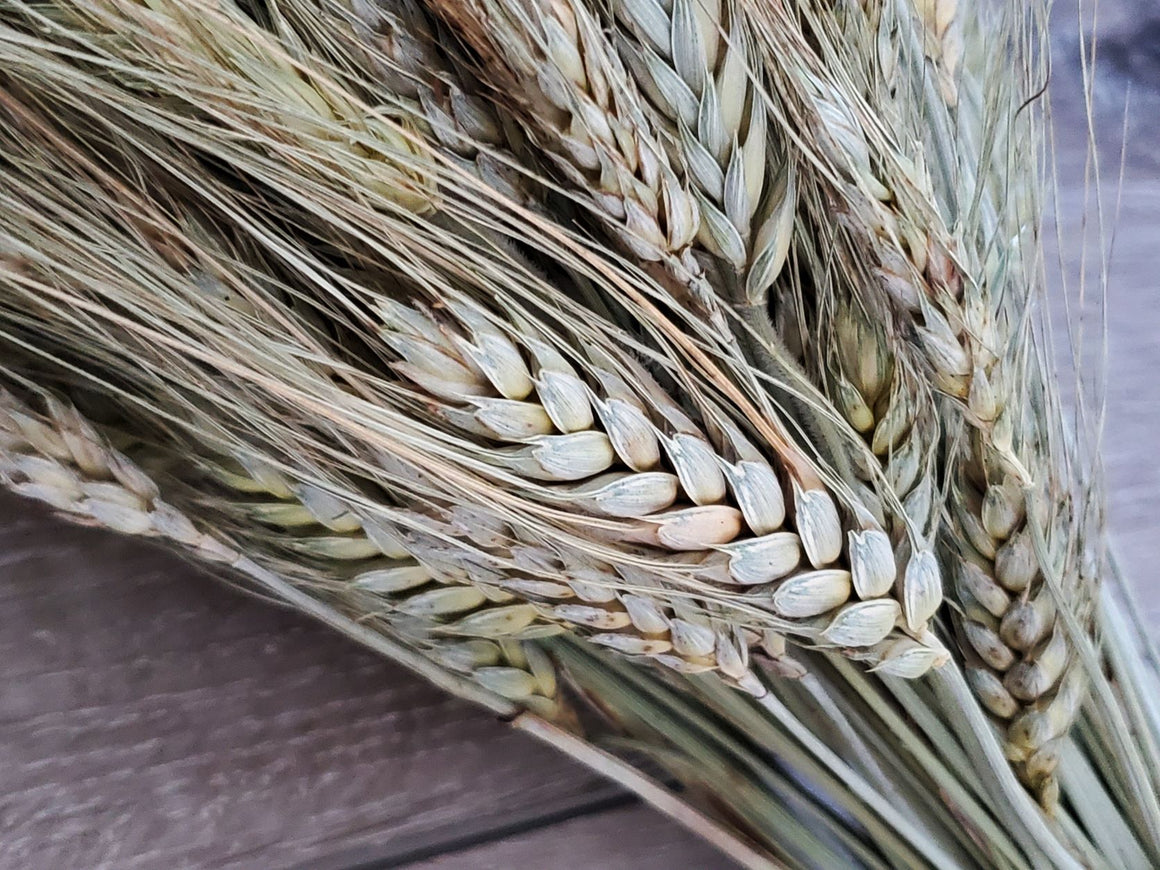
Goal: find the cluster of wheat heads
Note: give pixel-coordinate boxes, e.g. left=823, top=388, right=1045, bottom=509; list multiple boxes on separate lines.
left=1, top=0, right=1159, bottom=867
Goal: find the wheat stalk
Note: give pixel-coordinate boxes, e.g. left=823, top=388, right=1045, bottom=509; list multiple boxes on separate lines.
left=867, top=5, right=1097, bottom=808
left=18, top=347, right=1084, bottom=866
left=0, top=176, right=934, bottom=688
left=0, top=338, right=1118, bottom=867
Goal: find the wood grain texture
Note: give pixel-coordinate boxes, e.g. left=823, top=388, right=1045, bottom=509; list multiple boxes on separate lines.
left=1047, top=4, right=1160, bottom=624
left=0, top=6, right=1157, bottom=869
left=406, top=805, right=731, bottom=870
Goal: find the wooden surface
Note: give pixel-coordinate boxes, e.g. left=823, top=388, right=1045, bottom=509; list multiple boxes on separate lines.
left=2, top=9, right=1158, bottom=869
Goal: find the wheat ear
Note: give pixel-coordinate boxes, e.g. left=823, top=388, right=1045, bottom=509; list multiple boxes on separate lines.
left=378, top=291, right=950, bottom=678
left=422, top=0, right=742, bottom=321
left=853, top=3, right=1098, bottom=807
left=0, top=384, right=574, bottom=717
left=746, top=0, right=1099, bottom=806
left=590, top=0, right=944, bottom=639
left=0, top=122, right=791, bottom=690
left=604, top=0, right=794, bottom=309
left=15, top=0, right=436, bottom=209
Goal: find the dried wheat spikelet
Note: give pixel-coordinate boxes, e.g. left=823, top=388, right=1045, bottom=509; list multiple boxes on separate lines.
left=604, top=0, right=795, bottom=307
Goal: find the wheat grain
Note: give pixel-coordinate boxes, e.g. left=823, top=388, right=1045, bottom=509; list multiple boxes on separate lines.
left=0, top=387, right=233, bottom=562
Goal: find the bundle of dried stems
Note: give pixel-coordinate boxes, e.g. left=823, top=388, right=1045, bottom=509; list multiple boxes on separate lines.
left=1, top=0, right=1158, bottom=867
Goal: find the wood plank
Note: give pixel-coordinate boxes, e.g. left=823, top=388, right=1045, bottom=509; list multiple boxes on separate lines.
left=1045, top=12, right=1160, bottom=621
left=1058, top=180, right=1160, bottom=624
left=0, top=496, right=622, bottom=870
left=404, top=804, right=731, bottom=870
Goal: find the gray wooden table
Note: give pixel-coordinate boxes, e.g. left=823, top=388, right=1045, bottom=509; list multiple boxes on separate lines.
left=2, top=7, right=1157, bottom=868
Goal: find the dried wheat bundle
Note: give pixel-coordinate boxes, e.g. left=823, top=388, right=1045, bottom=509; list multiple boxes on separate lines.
left=2, top=0, right=1160, bottom=867
left=737, top=0, right=1112, bottom=807
left=0, top=7, right=952, bottom=681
